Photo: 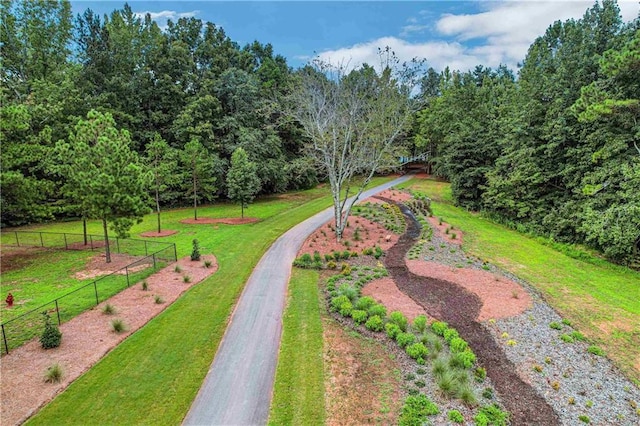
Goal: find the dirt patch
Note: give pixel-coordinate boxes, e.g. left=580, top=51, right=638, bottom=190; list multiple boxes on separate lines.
left=179, top=217, right=260, bottom=225
left=0, top=255, right=218, bottom=426
left=405, top=260, right=532, bottom=321
left=427, top=216, right=463, bottom=246
left=323, top=318, right=402, bottom=425
left=361, top=277, right=429, bottom=322
left=298, top=217, right=398, bottom=257
left=385, top=203, right=559, bottom=425
left=363, top=188, right=412, bottom=204
left=0, top=247, right=49, bottom=273
left=73, top=253, right=149, bottom=280
left=139, top=230, right=178, bottom=237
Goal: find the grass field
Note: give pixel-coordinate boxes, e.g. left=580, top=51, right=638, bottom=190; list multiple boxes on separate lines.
left=25, top=177, right=392, bottom=424
left=400, top=177, right=640, bottom=384
left=268, top=269, right=325, bottom=425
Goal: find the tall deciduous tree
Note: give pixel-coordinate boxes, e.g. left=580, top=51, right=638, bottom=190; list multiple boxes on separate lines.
left=181, top=138, right=218, bottom=220
left=145, top=133, right=178, bottom=233
left=289, top=52, right=421, bottom=240
left=227, top=147, right=261, bottom=218
left=57, top=110, right=151, bottom=262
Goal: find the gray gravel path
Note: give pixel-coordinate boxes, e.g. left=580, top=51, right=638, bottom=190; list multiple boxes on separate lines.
left=183, top=175, right=412, bottom=426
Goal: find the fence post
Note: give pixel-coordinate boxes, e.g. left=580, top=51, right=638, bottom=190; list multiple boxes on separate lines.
left=90, top=235, right=94, bottom=251
left=116, top=238, right=120, bottom=254
left=1, top=324, right=8, bottom=354
left=145, top=241, right=148, bottom=256
left=93, top=281, right=99, bottom=305
left=125, top=267, right=130, bottom=287
left=64, top=233, right=68, bottom=250
left=55, top=300, right=61, bottom=325
left=173, top=244, right=177, bottom=262
left=15, top=231, right=19, bottom=247
left=153, top=253, right=157, bottom=269
left=40, top=232, right=44, bottom=247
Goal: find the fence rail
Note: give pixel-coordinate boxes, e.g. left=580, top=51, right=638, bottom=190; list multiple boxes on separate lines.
left=0, top=231, right=177, bottom=354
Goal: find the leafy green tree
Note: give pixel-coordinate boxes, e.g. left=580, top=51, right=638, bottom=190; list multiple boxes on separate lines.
left=181, top=138, right=218, bottom=220
left=227, top=147, right=261, bottom=218
left=145, top=133, right=179, bottom=233
left=57, top=110, right=151, bottom=263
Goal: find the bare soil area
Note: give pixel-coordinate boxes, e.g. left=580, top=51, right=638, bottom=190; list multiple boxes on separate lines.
left=139, top=230, right=178, bottom=237
left=405, top=260, right=532, bottom=321
left=0, top=255, right=218, bottom=426
left=73, top=252, right=150, bottom=280
left=180, top=217, right=260, bottom=225
left=323, top=318, right=402, bottom=425
left=1, top=246, right=50, bottom=273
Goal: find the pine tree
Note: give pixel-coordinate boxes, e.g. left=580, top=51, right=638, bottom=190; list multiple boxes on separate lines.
left=226, top=148, right=261, bottom=219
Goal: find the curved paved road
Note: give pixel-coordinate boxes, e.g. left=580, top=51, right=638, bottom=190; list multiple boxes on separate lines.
left=183, top=175, right=412, bottom=425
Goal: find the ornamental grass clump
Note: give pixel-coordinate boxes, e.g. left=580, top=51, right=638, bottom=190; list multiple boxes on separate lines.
left=102, top=303, right=117, bottom=315
left=110, top=318, right=128, bottom=334
left=44, top=363, right=64, bottom=383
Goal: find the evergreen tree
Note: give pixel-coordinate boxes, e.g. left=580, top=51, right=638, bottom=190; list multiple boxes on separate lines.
left=227, top=147, right=261, bottom=218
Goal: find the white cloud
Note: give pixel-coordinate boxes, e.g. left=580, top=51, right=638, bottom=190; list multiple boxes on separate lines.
left=315, top=36, right=482, bottom=73
left=400, top=24, right=429, bottom=37
left=134, top=10, right=199, bottom=22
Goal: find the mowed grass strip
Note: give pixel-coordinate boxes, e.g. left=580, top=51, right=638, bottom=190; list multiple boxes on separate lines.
left=26, top=177, right=392, bottom=425
left=401, top=177, right=640, bottom=384
left=268, top=269, right=325, bottom=425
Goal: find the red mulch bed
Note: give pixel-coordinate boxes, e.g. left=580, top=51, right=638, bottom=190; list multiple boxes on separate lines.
left=0, top=255, right=218, bottom=425
left=139, top=230, right=179, bottom=237
left=361, top=277, right=428, bottom=321
left=180, top=217, right=260, bottom=225
left=427, top=216, right=463, bottom=246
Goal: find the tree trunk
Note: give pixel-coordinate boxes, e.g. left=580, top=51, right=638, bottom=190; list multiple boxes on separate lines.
left=102, top=218, right=111, bottom=263
left=156, top=187, right=161, bottom=233
left=83, top=218, right=87, bottom=245
left=241, top=203, right=244, bottom=219
left=193, top=170, right=198, bottom=221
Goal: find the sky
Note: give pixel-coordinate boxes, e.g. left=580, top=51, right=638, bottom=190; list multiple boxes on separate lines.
left=70, top=1, right=640, bottom=72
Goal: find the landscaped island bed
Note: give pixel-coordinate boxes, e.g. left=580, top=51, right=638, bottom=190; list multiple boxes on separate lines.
left=281, top=183, right=640, bottom=425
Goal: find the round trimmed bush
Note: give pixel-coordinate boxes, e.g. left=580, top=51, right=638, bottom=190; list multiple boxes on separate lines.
left=449, top=336, right=469, bottom=353
left=355, top=296, right=376, bottom=311
left=396, top=332, right=417, bottom=348
left=443, top=327, right=460, bottom=343
left=385, top=322, right=401, bottom=339
left=406, top=342, right=429, bottom=364
left=412, top=314, right=428, bottom=333
left=339, top=300, right=353, bottom=317
left=365, top=315, right=384, bottom=332
left=351, top=309, right=368, bottom=324
left=368, top=303, right=387, bottom=318
left=389, top=311, right=409, bottom=332
left=331, top=295, right=350, bottom=311
left=431, top=321, right=448, bottom=336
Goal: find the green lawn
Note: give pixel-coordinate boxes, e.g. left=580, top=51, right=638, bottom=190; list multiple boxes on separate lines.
left=269, top=269, right=325, bottom=425
left=400, top=177, right=640, bottom=384
left=25, top=177, right=392, bottom=425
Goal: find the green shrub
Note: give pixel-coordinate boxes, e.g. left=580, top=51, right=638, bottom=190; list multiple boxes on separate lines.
left=560, top=333, right=574, bottom=343
left=40, top=312, right=62, bottom=349
left=450, top=350, right=476, bottom=369
left=443, top=327, right=460, bottom=343
left=482, top=387, right=494, bottom=400
left=415, top=379, right=426, bottom=388
left=183, top=275, right=191, bottom=283
left=474, top=367, right=487, bottom=382
left=389, top=311, right=409, bottom=332
left=448, top=410, right=464, bottom=424
left=174, top=265, right=182, bottom=273
left=293, top=253, right=313, bottom=268
left=110, top=318, right=128, bottom=333
left=141, top=280, right=149, bottom=291
left=342, top=250, right=351, bottom=259
left=203, top=260, right=213, bottom=268
left=332, top=251, right=341, bottom=261
left=44, top=363, right=64, bottom=383
left=437, top=370, right=457, bottom=397
left=578, top=415, right=590, bottom=423
left=190, top=239, right=201, bottom=261
left=338, top=284, right=358, bottom=301
left=549, top=321, right=562, bottom=330
left=327, top=261, right=337, bottom=269
left=416, top=368, right=426, bottom=375
left=324, top=253, right=332, bottom=262
left=331, top=295, right=350, bottom=311
left=385, top=322, right=401, bottom=339
left=397, top=332, right=417, bottom=348
left=350, top=251, right=358, bottom=257
left=398, top=394, right=439, bottom=426
left=102, top=303, right=116, bottom=315
left=571, top=331, right=587, bottom=341
left=355, top=296, right=376, bottom=311
left=412, top=315, right=428, bottom=333
left=449, top=336, right=469, bottom=353
left=374, top=246, right=384, bottom=259
left=368, top=303, right=387, bottom=318
left=406, top=342, right=429, bottom=364
left=362, top=247, right=373, bottom=256
left=587, top=345, right=605, bottom=356
left=339, top=301, right=353, bottom=317
left=474, top=404, right=509, bottom=426
left=351, top=309, right=368, bottom=324
left=365, top=315, right=384, bottom=332
left=313, top=251, right=322, bottom=263
left=431, top=321, right=448, bottom=336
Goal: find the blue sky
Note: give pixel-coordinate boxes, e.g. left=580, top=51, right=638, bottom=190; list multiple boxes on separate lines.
left=70, top=1, right=640, bottom=72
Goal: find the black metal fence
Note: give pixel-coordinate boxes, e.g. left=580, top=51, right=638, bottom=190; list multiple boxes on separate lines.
left=0, top=231, right=177, bottom=354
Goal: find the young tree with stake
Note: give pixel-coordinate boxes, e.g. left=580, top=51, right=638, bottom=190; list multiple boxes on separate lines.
left=227, top=147, right=261, bottom=218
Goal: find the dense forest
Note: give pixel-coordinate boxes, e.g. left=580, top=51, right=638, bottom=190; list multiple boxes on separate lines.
left=1, top=0, right=638, bottom=264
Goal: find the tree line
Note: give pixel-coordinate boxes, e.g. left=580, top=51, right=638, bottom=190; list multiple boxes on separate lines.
left=1, top=0, right=318, bottom=231
left=413, top=0, right=639, bottom=265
